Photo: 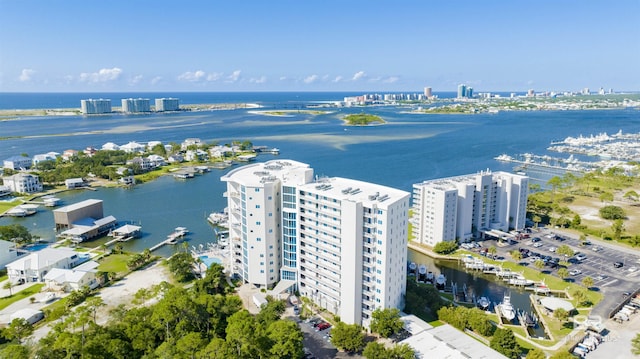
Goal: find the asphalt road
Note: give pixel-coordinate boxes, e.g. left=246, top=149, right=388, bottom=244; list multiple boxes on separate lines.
left=482, top=227, right=640, bottom=318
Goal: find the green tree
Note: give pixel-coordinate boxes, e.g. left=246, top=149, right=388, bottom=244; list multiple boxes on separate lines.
left=433, top=241, right=458, bottom=254
left=225, top=310, right=262, bottom=358
left=599, top=205, right=625, bottom=220
left=557, top=268, right=569, bottom=280
left=624, top=190, right=639, bottom=201
left=330, top=322, right=365, bottom=353
left=266, top=320, right=304, bottom=359
left=534, top=259, right=545, bottom=272
left=556, top=245, right=574, bottom=258
left=5, top=318, right=34, bottom=342
left=612, top=219, right=625, bottom=241
left=489, top=328, right=521, bottom=359
left=526, top=348, right=546, bottom=359
left=175, top=332, right=206, bottom=359
left=363, top=342, right=387, bottom=359
left=550, top=350, right=578, bottom=359
left=547, top=176, right=563, bottom=199
left=167, top=252, right=196, bottom=282
left=510, top=250, right=522, bottom=262
left=488, top=246, right=497, bottom=258
left=3, top=281, right=14, bottom=297
left=370, top=308, right=403, bottom=338
left=632, top=332, right=640, bottom=356
left=553, top=308, right=569, bottom=322
left=0, top=224, right=36, bottom=245
left=388, top=343, right=416, bottom=359
left=582, top=276, right=594, bottom=289
left=572, top=214, right=582, bottom=228
left=599, top=191, right=614, bottom=203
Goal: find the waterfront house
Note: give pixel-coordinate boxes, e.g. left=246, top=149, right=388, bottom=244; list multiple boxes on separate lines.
left=65, top=178, right=86, bottom=189
left=6, top=247, right=83, bottom=283
left=167, top=154, right=184, bottom=163
left=10, top=308, right=44, bottom=325
left=32, top=152, right=59, bottom=166
left=147, top=154, right=166, bottom=167
left=83, top=147, right=97, bottom=157
left=116, top=167, right=130, bottom=176
left=185, top=149, right=208, bottom=162
left=62, top=149, right=78, bottom=162
left=127, top=157, right=153, bottom=171
left=101, top=142, right=120, bottom=151
left=120, top=141, right=145, bottom=154
left=146, top=141, right=163, bottom=151
left=0, top=239, right=21, bottom=269
left=53, top=199, right=117, bottom=242
left=181, top=138, right=202, bottom=150
left=2, top=173, right=43, bottom=194
left=44, top=260, right=99, bottom=292
left=119, top=175, right=135, bottom=186
left=210, top=145, right=234, bottom=158
left=3, top=156, right=32, bottom=170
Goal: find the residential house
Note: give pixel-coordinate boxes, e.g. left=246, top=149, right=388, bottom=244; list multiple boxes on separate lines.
left=101, top=142, right=120, bottom=151
left=32, top=152, right=59, bottom=166
left=83, top=147, right=97, bottom=157
left=146, top=141, right=163, bottom=151
left=119, top=176, right=135, bottom=186
left=0, top=239, right=21, bottom=269
left=3, top=156, right=32, bottom=170
left=0, top=185, right=11, bottom=197
left=181, top=138, right=202, bottom=150
left=65, top=178, right=86, bottom=189
left=167, top=154, right=184, bottom=163
left=44, top=260, right=99, bottom=292
left=6, top=247, right=84, bottom=283
left=185, top=149, right=208, bottom=162
left=62, top=149, right=79, bottom=161
left=120, top=141, right=145, bottom=153
left=127, top=157, right=153, bottom=171
left=2, top=173, right=43, bottom=194
left=210, top=145, right=234, bottom=158
left=147, top=154, right=166, bottom=167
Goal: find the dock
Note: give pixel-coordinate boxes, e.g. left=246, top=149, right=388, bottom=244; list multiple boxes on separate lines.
left=149, top=227, right=189, bottom=252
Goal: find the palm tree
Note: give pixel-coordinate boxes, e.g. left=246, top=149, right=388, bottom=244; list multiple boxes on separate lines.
left=558, top=268, right=569, bottom=280
left=488, top=246, right=497, bottom=259
left=582, top=276, right=594, bottom=289
left=3, top=281, right=14, bottom=297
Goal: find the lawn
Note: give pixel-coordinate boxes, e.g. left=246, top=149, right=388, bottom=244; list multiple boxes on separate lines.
left=0, top=199, right=21, bottom=213
left=0, top=283, right=45, bottom=310
left=97, top=254, right=131, bottom=274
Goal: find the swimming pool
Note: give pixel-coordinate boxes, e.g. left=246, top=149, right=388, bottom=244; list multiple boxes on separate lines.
left=199, top=255, right=222, bottom=268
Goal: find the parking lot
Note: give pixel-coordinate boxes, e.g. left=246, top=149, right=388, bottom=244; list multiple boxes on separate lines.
left=481, top=227, right=640, bottom=318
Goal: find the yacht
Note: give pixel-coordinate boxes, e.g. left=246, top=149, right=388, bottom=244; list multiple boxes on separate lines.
left=499, top=293, right=516, bottom=322
left=477, top=296, right=490, bottom=309
left=417, top=264, right=427, bottom=282
left=408, top=262, right=417, bottom=275
left=167, top=227, right=189, bottom=244
left=435, top=274, right=446, bottom=290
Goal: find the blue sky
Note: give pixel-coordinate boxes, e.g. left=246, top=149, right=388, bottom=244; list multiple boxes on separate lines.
left=1, top=0, right=639, bottom=92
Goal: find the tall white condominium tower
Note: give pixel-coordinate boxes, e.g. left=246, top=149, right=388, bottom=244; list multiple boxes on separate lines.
left=412, top=170, right=528, bottom=246
left=80, top=99, right=112, bottom=114
left=155, top=98, right=180, bottom=112
left=222, top=160, right=410, bottom=327
left=121, top=98, right=151, bottom=113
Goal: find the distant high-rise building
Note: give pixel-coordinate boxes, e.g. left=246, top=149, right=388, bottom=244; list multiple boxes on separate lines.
left=155, top=98, right=180, bottom=112
left=412, top=170, right=528, bottom=246
left=527, top=89, right=535, bottom=97
left=466, top=87, right=473, bottom=98
left=121, top=98, right=151, bottom=113
left=222, top=160, right=410, bottom=327
left=424, top=87, right=433, bottom=98
left=457, top=84, right=467, bottom=99
left=582, top=87, right=590, bottom=95
left=80, top=99, right=112, bottom=114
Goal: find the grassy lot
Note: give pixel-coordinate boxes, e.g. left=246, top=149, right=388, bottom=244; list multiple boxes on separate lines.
left=0, top=283, right=45, bottom=310
left=0, top=198, right=22, bottom=213
left=97, top=253, right=131, bottom=274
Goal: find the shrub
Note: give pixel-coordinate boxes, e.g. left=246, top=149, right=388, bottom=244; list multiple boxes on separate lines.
left=599, top=205, right=626, bottom=220
left=433, top=241, right=458, bottom=254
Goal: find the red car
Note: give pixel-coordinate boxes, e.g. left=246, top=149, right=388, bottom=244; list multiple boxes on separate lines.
left=316, top=322, right=331, bottom=331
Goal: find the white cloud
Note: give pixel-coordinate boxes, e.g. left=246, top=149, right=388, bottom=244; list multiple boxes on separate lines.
left=226, top=70, right=242, bottom=83
left=19, top=69, right=36, bottom=82
left=352, top=71, right=366, bottom=81
left=304, top=74, right=319, bottom=84
left=383, top=76, right=399, bottom=83
left=279, top=76, right=288, bottom=81
left=178, top=70, right=207, bottom=82
left=129, top=74, right=143, bottom=85
left=79, top=67, right=123, bottom=83
left=250, top=76, right=267, bottom=84
left=207, top=72, right=223, bottom=81
left=332, top=76, right=343, bottom=83
left=151, top=76, right=163, bottom=85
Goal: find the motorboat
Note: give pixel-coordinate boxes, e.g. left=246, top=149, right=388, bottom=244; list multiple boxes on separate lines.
left=435, top=274, right=446, bottom=290
left=408, top=262, right=417, bottom=274
left=478, top=296, right=490, bottom=309
left=499, top=293, right=516, bottom=322
left=417, top=264, right=427, bottom=282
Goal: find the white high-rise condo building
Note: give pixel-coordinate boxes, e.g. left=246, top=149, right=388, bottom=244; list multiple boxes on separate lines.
left=221, top=160, right=410, bottom=327
left=155, top=98, right=180, bottom=112
left=80, top=99, right=112, bottom=114
left=412, top=170, right=528, bottom=246
left=121, top=98, right=151, bottom=113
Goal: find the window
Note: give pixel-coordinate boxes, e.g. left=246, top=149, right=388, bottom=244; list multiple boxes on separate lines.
left=255, top=188, right=260, bottom=192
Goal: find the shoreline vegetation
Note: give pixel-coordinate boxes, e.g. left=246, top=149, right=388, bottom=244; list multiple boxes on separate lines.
left=248, top=109, right=331, bottom=117
left=343, top=113, right=385, bottom=126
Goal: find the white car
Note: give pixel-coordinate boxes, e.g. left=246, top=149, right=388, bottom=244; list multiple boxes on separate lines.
left=628, top=266, right=638, bottom=273
left=569, top=269, right=582, bottom=276
left=533, top=242, right=543, bottom=248
left=548, top=247, right=557, bottom=252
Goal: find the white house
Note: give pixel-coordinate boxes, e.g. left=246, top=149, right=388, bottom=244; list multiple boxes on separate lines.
left=167, top=154, right=184, bottom=163
left=44, top=260, right=99, bottom=292
left=120, top=141, right=146, bottom=153
left=147, top=154, right=166, bottom=167
left=146, top=141, right=163, bottom=151
left=0, top=240, right=20, bottom=269
left=3, top=156, right=32, bottom=170
left=32, top=152, right=59, bottom=166
left=181, top=138, right=202, bottom=150
left=65, top=178, right=86, bottom=189
left=2, top=173, right=43, bottom=194
left=10, top=308, right=44, bottom=325
left=101, top=142, right=120, bottom=151
left=0, top=185, right=11, bottom=197
left=6, top=247, right=83, bottom=283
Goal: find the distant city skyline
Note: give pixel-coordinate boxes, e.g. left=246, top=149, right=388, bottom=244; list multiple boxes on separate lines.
left=1, top=1, right=639, bottom=93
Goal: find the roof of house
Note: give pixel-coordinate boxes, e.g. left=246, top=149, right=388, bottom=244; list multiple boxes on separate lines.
left=44, top=260, right=98, bottom=284
left=540, top=297, right=575, bottom=312
left=6, top=247, right=78, bottom=271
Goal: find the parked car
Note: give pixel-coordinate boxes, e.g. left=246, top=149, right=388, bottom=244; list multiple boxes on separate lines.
left=293, top=305, right=300, bottom=315
left=575, top=254, right=587, bottom=261
left=316, top=322, right=331, bottom=331
left=548, top=246, right=557, bottom=252
left=592, top=245, right=603, bottom=252
left=531, top=237, right=541, bottom=243
left=614, top=261, right=624, bottom=268
left=533, top=242, right=543, bottom=248
left=569, top=269, right=582, bottom=276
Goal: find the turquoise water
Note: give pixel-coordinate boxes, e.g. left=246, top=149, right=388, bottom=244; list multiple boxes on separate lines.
left=199, top=255, right=222, bottom=268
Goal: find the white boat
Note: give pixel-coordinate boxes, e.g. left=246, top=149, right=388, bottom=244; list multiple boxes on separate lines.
left=435, top=274, right=446, bottom=290
left=417, top=264, right=427, bottom=282
left=478, top=296, right=490, bottom=309
left=167, top=227, right=189, bottom=244
left=409, top=262, right=417, bottom=273
left=500, top=294, right=516, bottom=322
